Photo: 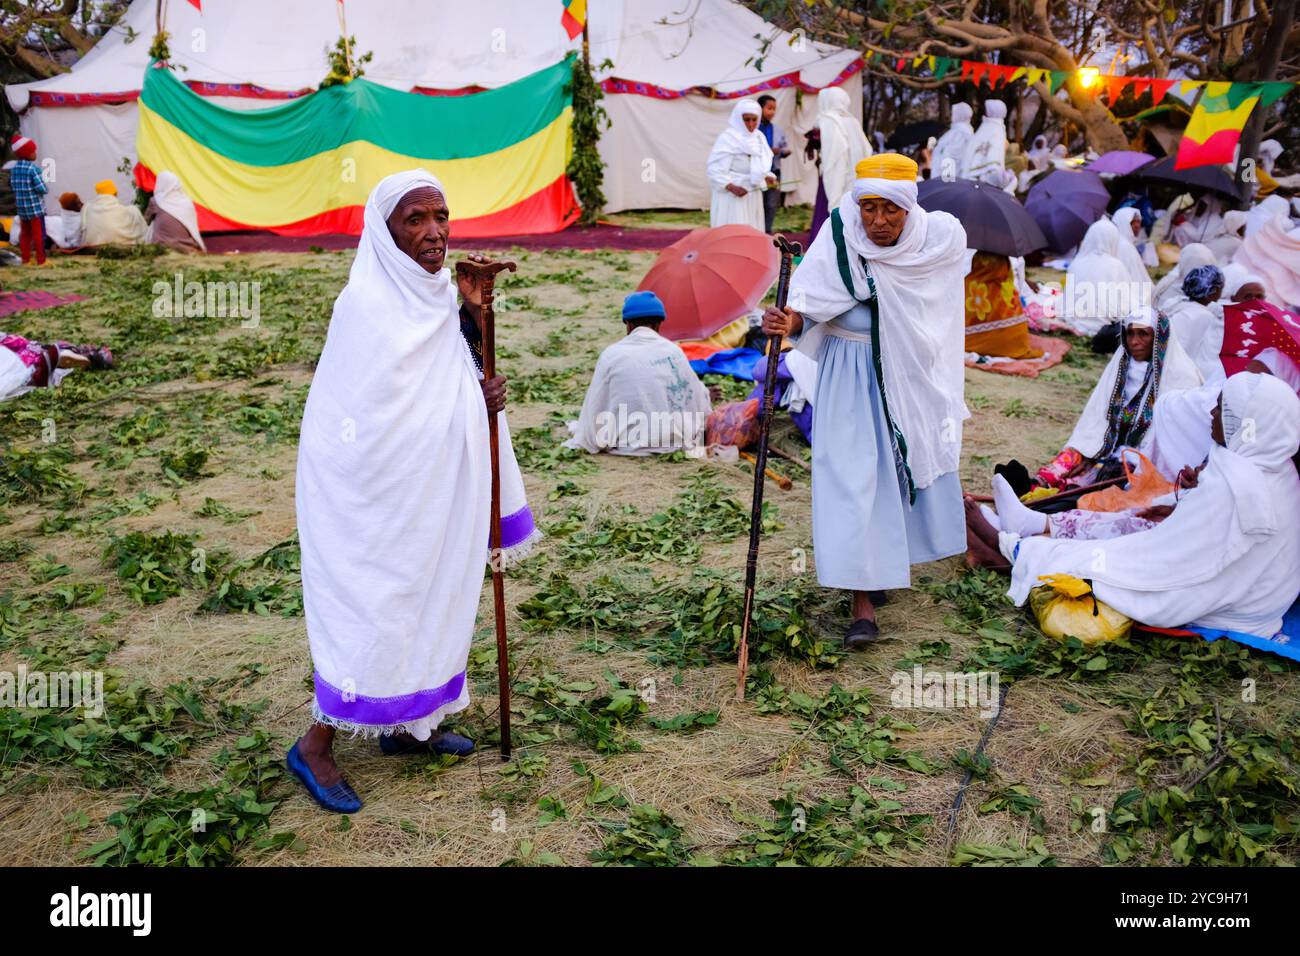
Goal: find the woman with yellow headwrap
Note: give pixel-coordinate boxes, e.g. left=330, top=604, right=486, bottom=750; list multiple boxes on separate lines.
left=762, top=153, right=970, bottom=646
left=80, top=179, right=148, bottom=247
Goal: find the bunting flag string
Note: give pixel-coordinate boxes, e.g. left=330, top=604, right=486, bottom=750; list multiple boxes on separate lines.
left=859, top=46, right=1293, bottom=168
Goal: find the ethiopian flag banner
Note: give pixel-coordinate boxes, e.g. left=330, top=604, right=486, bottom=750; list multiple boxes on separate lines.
left=1175, top=80, right=1292, bottom=171
left=135, top=56, right=579, bottom=237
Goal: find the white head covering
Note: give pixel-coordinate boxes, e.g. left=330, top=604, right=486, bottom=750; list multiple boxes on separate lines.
left=1259, top=139, right=1283, bottom=174
left=850, top=166, right=918, bottom=210
left=930, top=104, right=973, bottom=182
left=708, top=99, right=775, bottom=192
left=1153, top=242, right=1217, bottom=311
left=1246, top=194, right=1292, bottom=237
left=1064, top=219, right=1144, bottom=335
left=1223, top=209, right=1248, bottom=237
left=148, top=171, right=205, bottom=251
left=963, top=99, right=1009, bottom=186
left=1111, top=207, right=1142, bottom=241
left=815, top=87, right=871, bottom=199
left=1252, top=347, right=1300, bottom=396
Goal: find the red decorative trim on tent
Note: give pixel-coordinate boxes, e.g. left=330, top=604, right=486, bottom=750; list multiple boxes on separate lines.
left=183, top=81, right=311, bottom=100
left=599, top=57, right=863, bottom=99
left=137, top=164, right=581, bottom=239
left=410, top=85, right=490, bottom=97
left=29, top=81, right=311, bottom=108
left=29, top=90, right=142, bottom=107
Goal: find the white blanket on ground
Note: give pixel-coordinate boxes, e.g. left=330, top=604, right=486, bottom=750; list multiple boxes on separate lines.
left=296, top=169, right=490, bottom=740
left=790, top=189, right=969, bottom=491
left=565, top=326, right=711, bottom=456
left=1008, top=374, right=1300, bottom=638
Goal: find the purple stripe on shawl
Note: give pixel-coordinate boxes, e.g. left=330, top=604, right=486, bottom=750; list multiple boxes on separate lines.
left=314, top=670, right=465, bottom=726
left=498, top=505, right=536, bottom=549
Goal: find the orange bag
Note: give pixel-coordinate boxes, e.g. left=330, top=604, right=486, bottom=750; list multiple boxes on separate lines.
left=1078, top=449, right=1173, bottom=513
left=705, top=398, right=762, bottom=449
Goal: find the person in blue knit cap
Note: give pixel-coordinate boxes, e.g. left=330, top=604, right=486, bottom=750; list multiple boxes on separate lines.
left=565, top=291, right=714, bottom=455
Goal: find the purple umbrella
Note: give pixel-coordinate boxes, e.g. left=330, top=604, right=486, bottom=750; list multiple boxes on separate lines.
left=1025, top=169, right=1112, bottom=255
left=1086, top=151, right=1155, bottom=176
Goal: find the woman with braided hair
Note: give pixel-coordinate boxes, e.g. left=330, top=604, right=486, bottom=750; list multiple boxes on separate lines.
left=1037, top=306, right=1203, bottom=489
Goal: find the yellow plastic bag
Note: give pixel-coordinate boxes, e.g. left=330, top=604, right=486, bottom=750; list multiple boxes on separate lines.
left=1029, top=574, right=1131, bottom=645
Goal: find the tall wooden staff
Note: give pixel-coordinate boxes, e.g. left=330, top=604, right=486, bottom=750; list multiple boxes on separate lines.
left=735, top=235, right=802, bottom=700
left=456, top=256, right=517, bottom=759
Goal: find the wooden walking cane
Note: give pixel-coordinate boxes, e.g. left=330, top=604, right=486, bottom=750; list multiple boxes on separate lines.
left=735, top=234, right=802, bottom=701
left=456, top=256, right=517, bottom=759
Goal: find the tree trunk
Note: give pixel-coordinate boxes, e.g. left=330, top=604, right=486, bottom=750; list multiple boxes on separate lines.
left=1234, top=0, right=1296, bottom=200
left=1063, top=81, right=1131, bottom=152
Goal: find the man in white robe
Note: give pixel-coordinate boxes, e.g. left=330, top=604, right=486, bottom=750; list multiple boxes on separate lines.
left=566, top=291, right=712, bottom=456
left=707, top=99, right=775, bottom=230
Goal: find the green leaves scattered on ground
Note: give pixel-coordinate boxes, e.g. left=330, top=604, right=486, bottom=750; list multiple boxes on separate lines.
left=718, top=787, right=930, bottom=866
left=590, top=804, right=693, bottom=866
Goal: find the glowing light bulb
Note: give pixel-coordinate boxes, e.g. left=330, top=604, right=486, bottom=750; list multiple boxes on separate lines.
left=1078, top=67, right=1100, bottom=90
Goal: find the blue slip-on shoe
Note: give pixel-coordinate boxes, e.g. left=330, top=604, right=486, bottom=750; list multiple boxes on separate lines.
left=286, top=742, right=363, bottom=814
left=379, top=731, right=476, bottom=758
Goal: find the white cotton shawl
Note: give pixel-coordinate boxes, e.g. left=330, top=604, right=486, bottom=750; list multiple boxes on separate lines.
left=147, top=170, right=205, bottom=251
left=1166, top=297, right=1221, bottom=378
left=1153, top=242, right=1216, bottom=311
left=80, top=194, right=147, bottom=246
left=816, top=87, right=871, bottom=202
left=1234, top=213, right=1300, bottom=307
left=930, top=103, right=973, bottom=182
left=564, top=326, right=711, bottom=456
left=1111, top=207, right=1157, bottom=276
left=1009, top=374, right=1300, bottom=637
left=790, top=189, right=969, bottom=490
left=297, top=169, right=490, bottom=740
left=1065, top=311, right=1204, bottom=458
left=1064, top=220, right=1145, bottom=335
left=707, top=99, right=774, bottom=192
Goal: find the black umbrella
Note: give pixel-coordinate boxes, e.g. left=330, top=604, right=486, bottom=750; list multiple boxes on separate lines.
left=916, top=178, right=1048, bottom=256
left=885, top=120, right=946, bottom=151
left=1137, top=155, right=1238, bottom=198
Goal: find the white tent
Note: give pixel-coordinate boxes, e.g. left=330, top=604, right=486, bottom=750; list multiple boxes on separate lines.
left=7, top=0, right=861, bottom=219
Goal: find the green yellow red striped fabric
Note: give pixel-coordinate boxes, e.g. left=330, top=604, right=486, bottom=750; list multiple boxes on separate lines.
left=1175, top=80, right=1291, bottom=171
left=135, top=56, right=579, bottom=237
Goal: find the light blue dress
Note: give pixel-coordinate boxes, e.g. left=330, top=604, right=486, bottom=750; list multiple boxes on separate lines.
left=811, top=300, right=966, bottom=591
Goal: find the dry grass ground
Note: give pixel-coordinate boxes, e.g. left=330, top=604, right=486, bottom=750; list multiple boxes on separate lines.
left=0, top=243, right=1295, bottom=868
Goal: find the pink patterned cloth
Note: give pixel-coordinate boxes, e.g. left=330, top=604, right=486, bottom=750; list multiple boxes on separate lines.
left=1048, top=509, right=1157, bottom=540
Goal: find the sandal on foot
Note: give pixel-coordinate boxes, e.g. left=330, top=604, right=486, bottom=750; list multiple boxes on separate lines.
left=286, top=742, right=362, bottom=814
left=844, top=617, right=881, bottom=648
left=379, top=732, right=475, bottom=758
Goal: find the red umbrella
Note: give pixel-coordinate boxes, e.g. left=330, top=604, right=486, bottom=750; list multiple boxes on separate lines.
left=637, top=225, right=778, bottom=341
left=1220, top=300, right=1300, bottom=376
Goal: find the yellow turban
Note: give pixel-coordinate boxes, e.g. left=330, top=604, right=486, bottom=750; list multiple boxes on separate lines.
left=854, top=154, right=919, bottom=182
left=852, top=153, right=919, bottom=209
left=95, top=180, right=118, bottom=196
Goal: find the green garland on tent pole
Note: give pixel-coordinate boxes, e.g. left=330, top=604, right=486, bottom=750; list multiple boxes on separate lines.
left=566, top=49, right=610, bottom=225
